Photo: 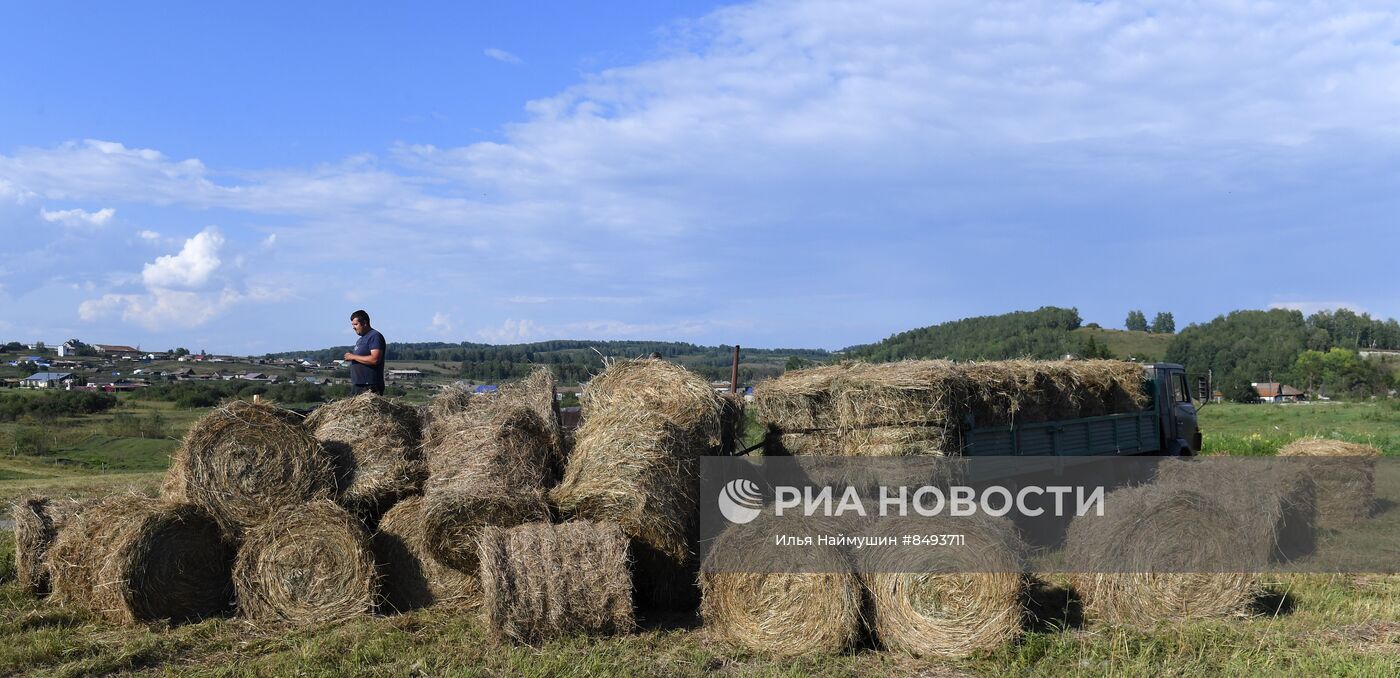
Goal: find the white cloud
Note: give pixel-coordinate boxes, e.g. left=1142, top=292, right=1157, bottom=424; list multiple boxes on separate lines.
left=262, top=233, right=277, bottom=248
left=430, top=312, right=453, bottom=335
left=40, top=206, right=114, bottom=228
left=137, top=230, right=161, bottom=241
left=142, top=228, right=224, bottom=289
left=78, top=227, right=279, bottom=330
left=484, top=48, right=522, bottom=64
left=475, top=317, right=726, bottom=343
left=79, top=286, right=279, bottom=330
left=477, top=318, right=542, bottom=343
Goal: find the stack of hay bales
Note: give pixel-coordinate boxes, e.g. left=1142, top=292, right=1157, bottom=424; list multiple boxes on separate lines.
left=234, top=499, right=378, bottom=623
left=699, top=512, right=863, bottom=656
left=164, top=400, right=337, bottom=539
left=1277, top=438, right=1380, bottom=527
left=478, top=520, right=634, bottom=643
left=1065, top=483, right=1260, bottom=626
left=11, top=496, right=94, bottom=596
left=755, top=359, right=1148, bottom=456
left=857, top=514, right=1026, bottom=658
left=49, top=495, right=233, bottom=624
left=304, top=392, right=425, bottom=521
left=1154, top=457, right=1316, bottom=563
left=550, top=357, right=731, bottom=607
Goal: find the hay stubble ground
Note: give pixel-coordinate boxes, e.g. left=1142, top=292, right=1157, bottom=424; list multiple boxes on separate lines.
left=1, top=401, right=1398, bottom=675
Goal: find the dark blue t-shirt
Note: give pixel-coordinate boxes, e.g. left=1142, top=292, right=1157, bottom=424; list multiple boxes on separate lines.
left=351, top=328, right=386, bottom=385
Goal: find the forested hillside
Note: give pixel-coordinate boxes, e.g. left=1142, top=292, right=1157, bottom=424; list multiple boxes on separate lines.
left=843, top=307, right=1085, bottom=361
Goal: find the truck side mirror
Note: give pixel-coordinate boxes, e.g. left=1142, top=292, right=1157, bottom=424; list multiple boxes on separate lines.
left=1196, top=376, right=1210, bottom=402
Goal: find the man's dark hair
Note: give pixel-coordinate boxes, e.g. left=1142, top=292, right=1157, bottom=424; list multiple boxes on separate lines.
left=351, top=310, right=370, bottom=325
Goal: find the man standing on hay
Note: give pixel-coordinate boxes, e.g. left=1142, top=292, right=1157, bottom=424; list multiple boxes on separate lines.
left=345, top=309, right=387, bottom=395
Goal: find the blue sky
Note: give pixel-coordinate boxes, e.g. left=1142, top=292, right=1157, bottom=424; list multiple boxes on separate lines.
left=3, top=1, right=1399, bottom=354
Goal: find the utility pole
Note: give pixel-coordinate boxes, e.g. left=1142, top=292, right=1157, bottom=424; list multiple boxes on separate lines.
left=731, top=345, right=740, bottom=395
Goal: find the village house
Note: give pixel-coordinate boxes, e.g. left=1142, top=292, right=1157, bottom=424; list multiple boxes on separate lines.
left=20, top=372, right=77, bottom=389
left=1252, top=382, right=1307, bottom=403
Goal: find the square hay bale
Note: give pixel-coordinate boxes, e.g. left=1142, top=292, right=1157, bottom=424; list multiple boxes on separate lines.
left=478, top=520, right=634, bottom=644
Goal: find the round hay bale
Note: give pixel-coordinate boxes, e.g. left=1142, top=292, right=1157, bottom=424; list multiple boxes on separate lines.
left=478, top=520, right=634, bottom=643
left=1065, top=484, right=1258, bottom=626
left=372, top=496, right=480, bottom=613
left=1154, top=457, right=1316, bottom=562
left=11, top=496, right=94, bottom=596
left=304, top=393, right=426, bottom=520
left=857, top=514, right=1025, bottom=658
left=1278, top=438, right=1379, bottom=526
left=550, top=408, right=700, bottom=571
left=579, top=357, right=727, bottom=446
left=49, top=495, right=232, bottom=624
left=164, top=400, right=335, bottom=538
left=699, top=513, right=863, bottom=657
left=233, top=499, right=377, bottom=624
left=422, top=407, right=554, bottom=573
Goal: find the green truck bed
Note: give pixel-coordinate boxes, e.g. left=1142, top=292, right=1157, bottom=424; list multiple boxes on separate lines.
left=963, top=410, right=1161, bottom=456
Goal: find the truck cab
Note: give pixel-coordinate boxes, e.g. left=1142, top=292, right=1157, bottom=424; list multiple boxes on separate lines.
left=1143, top=363, right=1200, bottom=456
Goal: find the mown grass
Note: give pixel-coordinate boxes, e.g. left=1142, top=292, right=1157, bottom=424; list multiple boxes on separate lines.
left=0, top=569, right=1394, bottom=676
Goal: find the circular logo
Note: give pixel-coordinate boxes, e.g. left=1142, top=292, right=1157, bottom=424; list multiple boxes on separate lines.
left=717, top=478, right=764, bottom=524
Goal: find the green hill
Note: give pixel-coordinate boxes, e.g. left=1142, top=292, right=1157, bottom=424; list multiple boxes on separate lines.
left=1071, top=327, right=1172, bottom=361
left=843, top=307, right=1085, bottom=361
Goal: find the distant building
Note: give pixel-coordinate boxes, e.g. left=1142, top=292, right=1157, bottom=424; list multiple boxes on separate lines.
left=1252, top=382, right=1306, bottom=403
left=94, top=344, right=141, bottom=358
left=387, top=369, right=424, bottom=382
left=20, top=372, right=76, bottom=389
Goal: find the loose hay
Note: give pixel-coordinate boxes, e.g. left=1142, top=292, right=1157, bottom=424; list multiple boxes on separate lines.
left=49, top=495, right=232, bottom=624
left=11, top=496, right=92, bottom=596
left=422, top=407, right=554, bottom=573
left=857, top=514, right=1026, bottom=658
left=1154, top=457, right=1317, bottom=562
left=1278, top=438, right=1380, bottom=526
left=1065, top=484, right=1259, bottom=627
left=700, top=513, right=863, bottom=657
left=233, top=499, right=377, bottom=624
left=478, top=520, right=634, bottom=643
left=372, top=496, right=480, bottom=613
left=165, top=400, right=335, bottom=538
left=304, top=392, right=426, bottom=520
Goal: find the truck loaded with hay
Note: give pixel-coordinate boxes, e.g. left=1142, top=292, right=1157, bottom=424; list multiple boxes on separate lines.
left=755, top=360, right=1202, bottom=458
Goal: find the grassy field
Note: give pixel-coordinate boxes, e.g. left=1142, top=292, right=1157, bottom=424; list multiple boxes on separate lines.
left=1070, top=327, right=1172, bottom=361
left=0, top=400, right=1397, bottom=675
left=1199, top=401, right=1400, bottom=456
